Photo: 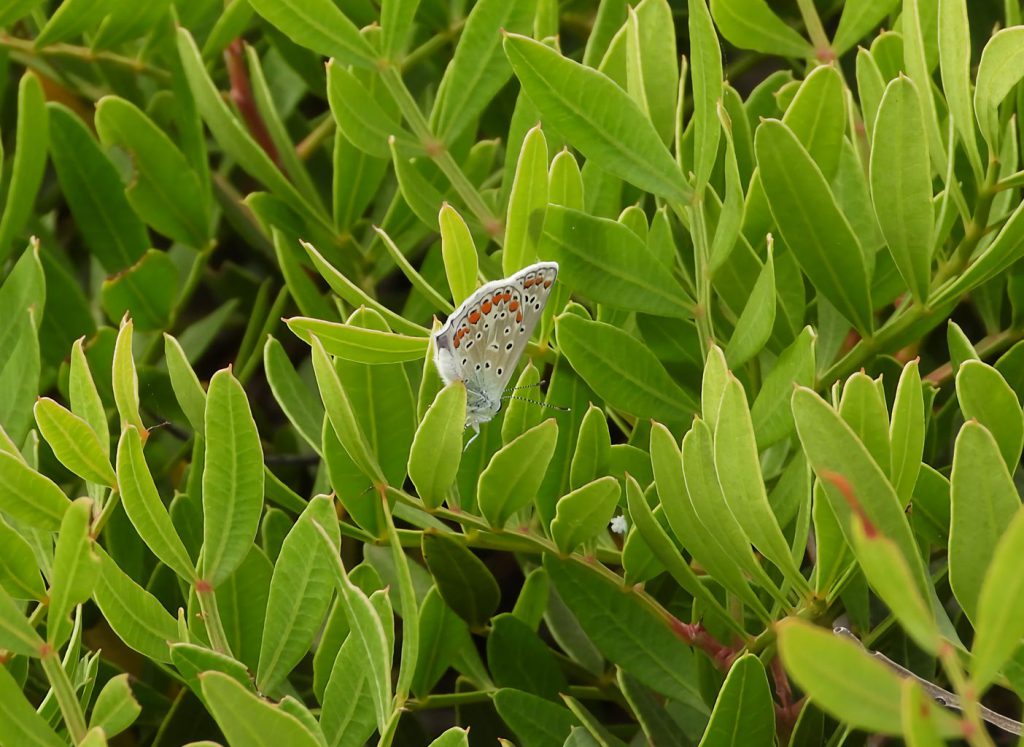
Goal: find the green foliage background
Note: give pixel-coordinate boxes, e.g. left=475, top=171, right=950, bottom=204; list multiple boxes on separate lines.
left=1, top=0, right=1024, bottom=745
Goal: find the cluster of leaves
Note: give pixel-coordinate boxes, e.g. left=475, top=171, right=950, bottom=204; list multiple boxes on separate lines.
left=3, top=0, right=1024, bottom=745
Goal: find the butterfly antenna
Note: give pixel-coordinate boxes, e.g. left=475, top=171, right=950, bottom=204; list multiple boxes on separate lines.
left=501, top=394, right=571, bottom=412
left=503, top=379, right=548, bottom=393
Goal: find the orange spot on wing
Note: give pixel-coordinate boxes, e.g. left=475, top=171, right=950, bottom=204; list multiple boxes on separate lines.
left=481, top=300, right=491, bottom=314
left=509, top=300, right=519, bottom=311
left=468, top=310, right=481, bottom=324
left=492, top=292, right=503, bottom=305
left=503, top=292, right=511, bottom=303
left=543, top=279, right=552, bottom=288
left=516, top=311, right=523, bottom=323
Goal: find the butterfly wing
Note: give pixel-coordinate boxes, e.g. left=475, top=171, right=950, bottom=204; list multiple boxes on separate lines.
left=434, top=261, right=558, bottom=400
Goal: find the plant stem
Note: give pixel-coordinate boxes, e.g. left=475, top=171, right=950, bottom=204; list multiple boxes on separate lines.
left=794, top=0, right=832, bottom=59
left=195, top=584, right=234, bottom=657
left=0, top=33, right=170, bottom=80
left=40, top=648, right=88, bottom=744
left=296, top=115, right=336, bottom=161
left=937, top=643, right=997, bottom=746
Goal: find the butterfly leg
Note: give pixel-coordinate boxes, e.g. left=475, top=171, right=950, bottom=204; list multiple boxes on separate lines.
left=463, top=423, right=481, bottom=451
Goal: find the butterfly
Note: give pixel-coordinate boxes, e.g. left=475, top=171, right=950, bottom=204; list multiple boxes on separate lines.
left=434, top=261, right=559, bottom=438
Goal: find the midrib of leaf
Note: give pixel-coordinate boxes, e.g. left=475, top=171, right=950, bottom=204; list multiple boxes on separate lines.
left=206, top=389, right=242, bottom=580
left=44, top=409, right=110, bottom=483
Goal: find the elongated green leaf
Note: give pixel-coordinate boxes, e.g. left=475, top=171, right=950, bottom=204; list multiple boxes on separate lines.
left=541, top=206, right=691, bottom=318
left=101, top=250, right=178, bottom=332
left=494, top=689, right=578, bottom=747
left=201, top=672, right=321, bottom=747
left=289, top=316, right=428, bottom=364
left=95, top=96, right=210, bottom=247
left=955, top=360, right=1024, bottom=469
left=751, top=326, right=816, bottom=448
left=0, top=584, right=44, bottom=656
left=901, top=680, right=947, bottom=747
left=0, top=450, right=70, bottom=530
left=974, top=27, right=1024, bottom=151
left=0, top=663, right=64, bottom=746
left=832, top=0, right=900, bottom=56
left=310, top=335, right=386, bottom=486
left=938, top=0, right=982, bottom=177
left=0, top=73, right=48, bottom=263
left=439, top=204, right=479, bottom=306
left=428, top=728, right=470, bottom=747
left=34, top=398, right=116, bottom=487
left=756, top=120, right=873, bottom=334
left=201, top=368, right=265, bottom=587
left=478, top=419, right=558, bottom=526
left=970, top=506, right=1024, bottom=691
left=432, top=0, right=537, bottom=142
left=246, top=0, right=374, bottom=68
left=0, top=310, right=40, bottom=448
left=724, top=245, right=775, bottom=367
left=715, top=376, right=808, bottom=591
left=89, top=673, right=141, bottom=739
left=625, top=0, right=679, bottom=146
left=112, top=318, right=144, bottom=434
left=47, top=104, right=148, bottom=272
left=688, top=0, right=722, bottom=189
left=48, top=497, right=100, bottom=646
left=504, top=125, right=549, bottom=275
left=117, top=425, right=196, bottom=582
left=488, top=613, right=568, bottom=700
left=326, top=62, right=418, bottom=159
left=551, top=476, right=621, bottom=553
left=163, top=333, right=207, bottom=437
left=263, top=336, right=323, bottom=454
left=422, top=531, right=500, bottom=630
left=949, top=421, right=1020, bottom=622
left=504, top=34, right=691, bottom=204
left=889, top=360, right=924, bottom=506
left=697, top=654, right=774, bottom=747
left=557, top=314, right=696, bottom=425
left=791, top=387, right=929, bottom=596
left=545, top=556, right=700, bottom=703
left=69, top=338, right=108, bottom=455
left=93, top=549, right=178, bottom=662
left=321, top=633, right=377, bottom=746
left=870, top=77, right=933, bottom=303
left=569, top=404, right=611, bottom=490
left=710, top=0, right=812, bottom=58
left=257, top=495, right=338, bottom=693
left=409, top=382, right=466, bottom=509
left=0, top=516, right=44, bottom=600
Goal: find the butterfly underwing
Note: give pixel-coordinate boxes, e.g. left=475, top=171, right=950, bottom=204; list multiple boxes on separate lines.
left=434, top=261, right=559, bottom=434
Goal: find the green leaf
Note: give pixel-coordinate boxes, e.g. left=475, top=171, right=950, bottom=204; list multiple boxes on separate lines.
left=504, top=124, right=549, bottom=275
left=709, top=104, right=744, bottom=275
left=431, top=0, right=537, bottom=142
left=569, top=404, right=611, bottom=490
left=750, top=326, right=816, bottom=449
left=93, top=549, right=179, bottom=662
left=89, top=673, right=141, bottom=739
left=488, top=613, right=568, bottom=700
left=493, top=688, right=578, bottom=747
left=263, top=336, right=323, bottom=454
left=540, top=206, right=691, bottom=318
left=95, top=96, right=210, bottom=247
left=439, top=204, right=479, bottom=306
left=310, top=334, right=386, bottom=486
left=504, top=34, right=691, bottom=204
left=48, top=497, right=100, bottom=646
left=974, top=26, right=1024, bottom=151
left=723, top=244, right=775, bottom=367
left=791, top=387, right=929, bottom=596
left=955, top=360, right=1024, bottom=469
left=838, top=372, right=890, bottom=470
left=870, top=76, right=933, bottom=303
left=970, top=506, right=1024, bottom=692
left=900, top=680, right=947, bottom=747
left=688, top=0, right=722, bottom=189
left=201, top=368, right=265, bottom=587
left=556, top=314, right=696, bottom=425
left=502, top=362, right=545, bottom=444
left=320, top=633, right=378, bottom=746
left=257, top=495, right=339, bottom=693
left=47, top=104, right=148, bottom=272
left=938, top=0, right=983, bottom=177
left=34, top=398, right=115, bottom=487
left=288, top=316, right=428, bottom=364
left=412, top=587, right=470, bottom=697
left=0, top=516, right=45, bottom=600
left=101, top=249, right=179, bottom=333
left=551, top=476, right=621, bottom=553
left=246, top=0, right=375, bottom=69
left=949, top=421, right=1020, bottom=622
left=117, top=425, right=196, bottom=582
left=381, top=0, right=419, bottom=57
left=777, top=619, right=905, bottom=736
left=715, top=375, right=808, bottom=592
left=549, top=149, right=584, bottom=210
left=409, top=382, right=466, bottom=509
left=0, top=663, right=64, bottom=747
left=69, top=338, right=109, bottom=456
left=421, top=531, right=500, bottom=630
left=171, top=642, right=253, bottom=701
left=0, top=73, right=49, bottom=263
left=697, top=654, right=774, bottom=747
left=0, top=308, right=39, bottom=447
left=427, top=728, right=470, bottom=747
left=933, top=199, right=1024, bottom=305
left=709, top=0, right=813, bottom=58
left=545, top=556, right=700, bottom=704
left=832, top=0, right=900, bottom=56
left=889, top=360, right=924, bottom=506
left=477, top=419, right=558, bottom=527
left=326, top=62, right=418, bottom=159
left=164, top=333, right=207, bottom=437
left=112, top=318, right=144, bottom=434
left=201, top=672, right=321, bottom=747
left=0, top=584, right=44, bottom=656
left=755, top=120, right=873, bottom=335
left=0, top=450, right=70, bottom=530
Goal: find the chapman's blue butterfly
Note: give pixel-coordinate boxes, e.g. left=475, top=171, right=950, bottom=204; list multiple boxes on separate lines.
left=434, top=261, right=559, bottom=437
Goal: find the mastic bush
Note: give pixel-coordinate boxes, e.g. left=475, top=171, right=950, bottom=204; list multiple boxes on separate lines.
left=1, top=0, right=1024, bottom=745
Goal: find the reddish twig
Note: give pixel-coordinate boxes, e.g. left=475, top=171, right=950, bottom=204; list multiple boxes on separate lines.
left=669, top=618, right=737, bottom=670
left=819, top=470, right=878, bottom=537
left=224, top=39, right=280, bottom=168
